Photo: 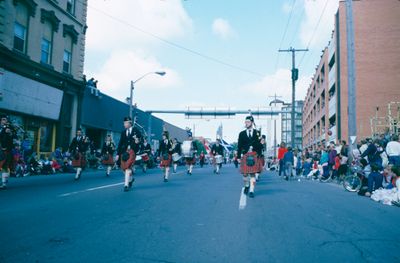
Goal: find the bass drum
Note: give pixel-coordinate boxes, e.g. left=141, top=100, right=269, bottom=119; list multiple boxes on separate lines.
left=181, top=141, right=194, bottom=158
left=172, top=153, right=181, bottom=162
left=215, top=155, right=223, bottom=164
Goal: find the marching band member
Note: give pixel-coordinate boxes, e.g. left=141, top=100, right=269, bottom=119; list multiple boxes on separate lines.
left=255, top=134, right=267, bottom=181
left=101, top=135, right=116, bottom=177
left=0, top=115, right=16, bottom=190
left=211, top=139, right=224, bottom=174
left=116, top=117, right=142, bottom=192
left=68, top=129, right=89, bottom=181
left=141, top=138, right=152, bottom=173
left=171, top=138, right=181, bottom=173
left=184, top=132, right=197, bottom=175
left=237, top=116, right=262, bottom=198
left=159, top=131, right=173, bottom=182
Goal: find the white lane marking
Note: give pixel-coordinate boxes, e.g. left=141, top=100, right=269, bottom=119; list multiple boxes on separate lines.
left=239, top=188, right=247, bottom=210
left=58, top=182, right=124, bottom=197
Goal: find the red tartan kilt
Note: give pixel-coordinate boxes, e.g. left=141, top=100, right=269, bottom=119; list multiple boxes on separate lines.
left=240, top=153, right=259, bottom=174
left=257, top=157, right=265, bottom=173
left=141, top=154, right=150, bottom=162
left=185, top=156, right=196, bottom=165
left=160, top=154, right=172, bottom=167
left=102, top=154, right=114, bottom=165
left=121, top=150, right=135, bottom=171
left=0, top=150, right=9, bottom=169
left=72, top=153, right=86, bottom=168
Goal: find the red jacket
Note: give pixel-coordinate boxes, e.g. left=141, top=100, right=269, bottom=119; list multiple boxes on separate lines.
left=277, top=147, right=287, bottom=160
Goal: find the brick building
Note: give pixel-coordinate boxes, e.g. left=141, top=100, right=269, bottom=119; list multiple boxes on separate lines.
left=303, top=0, right=400, bottom=149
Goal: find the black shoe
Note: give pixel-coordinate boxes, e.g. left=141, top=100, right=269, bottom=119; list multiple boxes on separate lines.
left=285, top=176, right=289, bottom=181
left=189, top=172, right=192, bottom=175
left=249, top=192, right=255, bottom=198
left=74, top=174, right=80, bottom=181
left=124, top=186, right=129, bottom=192
left=213, top=170, right=216, bottom=174
left=0, top=185, right=7, bottom=190
left=106, top=173, right=110, bottom=177
left=244, top=186, right=249, bottom=195
left=128, top=179, right=134, bottom=188
left=164, top=178, right=168, bottom=182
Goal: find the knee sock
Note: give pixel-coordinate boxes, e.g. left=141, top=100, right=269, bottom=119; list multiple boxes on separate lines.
left=107, top=166, right=112, bottom=175
left=165, top=168, right=169, bottom=179
left=243, top=176, right=250, bottom=188
left=250, top=177, right=256, bottom=193
left=2, top=173, right=9, bottom=186
left=75, top=168, right=82, bottom=179
left=124, top=169, right=132, bottom=186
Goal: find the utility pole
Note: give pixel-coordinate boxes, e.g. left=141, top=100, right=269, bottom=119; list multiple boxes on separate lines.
left=279, top=47, right=308, bottom=149
left=345, top=0, right=357, bottom=162
left=269, top=94, right=282, bottom=159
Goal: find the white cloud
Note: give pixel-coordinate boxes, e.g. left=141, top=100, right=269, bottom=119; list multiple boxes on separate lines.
left=212, top=18, right=236, bottom=40
left=86, top=0, right=193, bottom=51
left=299, top=0, right=339, bottom=48
left=88, top=50, right=182, bottom=102
left=241, top=68, right=311, bottom=102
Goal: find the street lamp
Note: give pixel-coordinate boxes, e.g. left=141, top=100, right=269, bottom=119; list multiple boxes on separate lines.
left=129, top=71, right=166, bottom=120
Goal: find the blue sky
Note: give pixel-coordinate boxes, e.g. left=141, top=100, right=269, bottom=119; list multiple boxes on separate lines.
left=84, top=0, right=339, bottom=145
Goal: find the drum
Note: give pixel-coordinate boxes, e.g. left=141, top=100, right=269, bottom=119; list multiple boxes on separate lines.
left=215, top=155, right=223, bottom=164
left=141, top=153, right=149, bottom=162
left=135, top=155, right=142, bottom=161
left=181, top=141, right=194, bottom=158
left=172, top=153, right=181, bottom=162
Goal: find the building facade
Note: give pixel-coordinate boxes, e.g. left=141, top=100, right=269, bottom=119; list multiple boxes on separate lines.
left=281, top=100, right=303, bottom=150
left=0, top=0, right=88, bottom=153
left=303, top=0, right=400, bottom=149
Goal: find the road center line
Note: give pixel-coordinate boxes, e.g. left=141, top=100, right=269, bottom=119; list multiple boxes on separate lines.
left=58, top=182, right=124, bottom=197
left=239, top=188, right=247, bottom=210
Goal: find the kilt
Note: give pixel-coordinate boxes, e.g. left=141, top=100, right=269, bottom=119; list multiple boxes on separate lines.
left=160, top=154, right=172, bottom=167
left=0, top=150, right=12, bottom=171
left=121, top=150, right=136, bottom=171
left=101, top=154, right=114, bottom=165
left=71, top=153, right=86, bottom=168
left=240, top=152, right=259, bottom=175
left=257, top=157, right=265, bottom=173
left=185, top=156, right=196, bottom=165
left=141, top=153, right=150, bottom=162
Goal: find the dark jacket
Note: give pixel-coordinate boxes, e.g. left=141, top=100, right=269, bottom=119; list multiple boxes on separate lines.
left=117, top=127, right=142, bottom=155
left=237, top=129, right=262, bottom=158
left=159, top=140, right=173, bottom=155
left=69, top=136, right=88, bottom=154
left=283, top=151, right=294, bottom=165
left=211, top=144, right=224, bottom=156
left=101, top=142, right=115, bottom=155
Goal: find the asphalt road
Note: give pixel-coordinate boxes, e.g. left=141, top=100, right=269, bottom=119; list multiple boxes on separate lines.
left=1, top=164, right=399, bottom=263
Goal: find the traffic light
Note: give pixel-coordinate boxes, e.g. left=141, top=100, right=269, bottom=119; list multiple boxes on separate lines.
left=292, top=68, right=299, bottom=81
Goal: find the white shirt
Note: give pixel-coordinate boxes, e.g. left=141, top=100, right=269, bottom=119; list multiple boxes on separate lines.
left=386, top=141, right=400, bottom=156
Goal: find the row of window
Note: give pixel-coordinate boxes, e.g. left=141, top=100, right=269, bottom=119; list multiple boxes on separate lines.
left=13, top=2, right=75, bottom=74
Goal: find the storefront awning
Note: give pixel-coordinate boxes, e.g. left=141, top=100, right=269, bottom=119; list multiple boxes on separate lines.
left=0, top=68, right=63, bottom=120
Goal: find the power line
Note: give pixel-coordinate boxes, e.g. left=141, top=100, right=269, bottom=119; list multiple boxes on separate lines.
left=297, top=0, right=330, bottom=67
left=84, top=2, right=264, bottom=77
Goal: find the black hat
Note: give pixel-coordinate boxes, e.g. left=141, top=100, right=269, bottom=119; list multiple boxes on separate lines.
left=187, top=131, right=193, bottom=137
left=245, top=115, right=254, bottom=122
left=163, top=131, right=169, bottom=138
left=124, top=116, right=132, bottom=122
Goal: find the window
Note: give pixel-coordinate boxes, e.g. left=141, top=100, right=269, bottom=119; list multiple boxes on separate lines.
left=41, top=21, right=53, bottom=64
left=13, top=3, right=29, bottom=52
left=66, top=0, right=75, bottom=14
left=13, top=22, right=26, bottom=52
left=63, top=35, right=72, bottom=73
left=63, top=50, right=71, bottom=73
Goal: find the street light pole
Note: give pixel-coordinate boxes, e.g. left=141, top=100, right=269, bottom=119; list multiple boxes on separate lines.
left=128, top=71, right=166, bottom=136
